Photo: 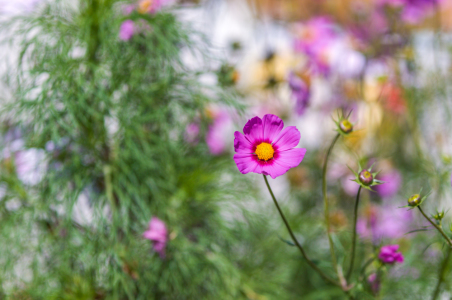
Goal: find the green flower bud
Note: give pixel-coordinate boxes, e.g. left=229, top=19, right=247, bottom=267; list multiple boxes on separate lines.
left=339, top=119, right=353, bottom=134
left=433, top=212, right=445, bottom=221
left=359, top=170, right=373, bottom=186
left=408, top=194, right=421, bottom=207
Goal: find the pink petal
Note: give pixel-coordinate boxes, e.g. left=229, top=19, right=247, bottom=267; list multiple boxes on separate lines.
left=242, top=116, right=263, bottom=144
left=234, top=131, right=254, bottom=153
left=233, top=153, right=263, bottom=175
left=262, top=114, right=284, bottom=143
left=260, top=148, right=306, bottom=179
left=272, top=126, right=301, bottom=151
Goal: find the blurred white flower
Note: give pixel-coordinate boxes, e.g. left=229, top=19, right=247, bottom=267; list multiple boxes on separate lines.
left=14, top=148, right=47, bottom=185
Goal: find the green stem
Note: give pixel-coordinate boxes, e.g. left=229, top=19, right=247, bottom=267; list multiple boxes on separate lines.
left=103, top=165, right=115, bottom=212
left=432, top=248, right=451, bottom=300
left=263, top=175, right=341, bottom=287
left=417, top=206, right=452, bottom=248
left=346, top=186, right=362, bottom=280
left=322, top=134, right=341, bottom=277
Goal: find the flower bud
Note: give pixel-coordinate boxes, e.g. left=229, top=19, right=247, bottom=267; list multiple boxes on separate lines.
left=339, top=119, right=353, bottom=134
left=433, top=211, right=444, bottom=221
left=408, top=194, right=421, bottom=207
left=359, top=169, right=373, bottom=186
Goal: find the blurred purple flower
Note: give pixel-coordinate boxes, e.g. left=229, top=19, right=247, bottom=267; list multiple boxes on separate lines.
left=122, top=4, right=136, bottom=15
left=357, top=204, right=413, bottom=242
left=288, top=72, right=310, bottom=115
left=184, top=122, right=200, bottom=145
left=206, top=110, right=232, bottom=155
left=143, top=217, right=168, bottom=258
left=378, top=244, right=404, bottom=264
left=119, top=20, right=135, bottom=41
left=374, top=170, right=402, bottom=198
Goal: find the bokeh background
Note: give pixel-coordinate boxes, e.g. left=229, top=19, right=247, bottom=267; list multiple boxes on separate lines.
left=1, top=0, right=452, bottom=299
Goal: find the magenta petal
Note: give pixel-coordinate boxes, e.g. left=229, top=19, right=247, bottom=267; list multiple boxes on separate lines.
left=273, top=148, right=306, bottom=171
left=262, top=114, right=284, bottom=143
left=272, top=126, right=301, bottom=151
left=233, top=153, right=262, bottom=175
left=234, top=131, right=254, bottom=153
left=243, top=116, right=263, bottom=144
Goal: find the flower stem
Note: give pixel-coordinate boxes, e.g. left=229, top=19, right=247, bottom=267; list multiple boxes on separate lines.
left=263, top=175, right=341, bottom=287
left=346, top=185, right=362, bottom=280
left=322, top=134, right=341, bottom=277
left=431, top=248, right=451, bottom=300
left=417, top=206, right=452, bottom=248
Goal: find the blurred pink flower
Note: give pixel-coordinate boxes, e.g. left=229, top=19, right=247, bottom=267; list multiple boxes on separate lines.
left=357, top=204, right=413, bottom=242
left=293, top=17, right=338, bottom=75
left=184, top=122, right=200, bottom=145
left=378, top=0, right=440, bottom=24
left=288, top=72, right=310, bottom=116
left=206, top=110, right=232, bottom=155
left=143, top=217, right=168, bottom=258
left=374, top=170, right=402, bottom=198
left=342, top=175, right=360, bottom=196
left=378, top=244, right=404, bottom=264
left=119, top=20, right=135, bottom=41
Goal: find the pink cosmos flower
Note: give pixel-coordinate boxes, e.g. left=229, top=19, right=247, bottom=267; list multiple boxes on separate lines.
left=378, top=244, right=404, bottom=264
left=143, top=217, right=168, bottom=258
left=233, top=114, right=306, bottom=179
left=119, top=20, right=135, bottom=41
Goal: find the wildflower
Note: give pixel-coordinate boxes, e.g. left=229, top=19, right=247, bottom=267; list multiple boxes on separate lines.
left=378, top=244, right=404, bottom=264
left=233, top=114, right=306, bottom=179
left=143, top=217, right=168, bottom=258
left=119, top=20, right=135, bottom=41
left=349, top=162, right=384, bottom=191
left=407, top=194, right=421, bottom=207
left=287, top=72, right=310, bottom=116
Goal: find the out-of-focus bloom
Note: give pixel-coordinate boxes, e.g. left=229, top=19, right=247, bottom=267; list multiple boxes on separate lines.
left=342, top=175, right=360, bottom=196
left=184, top=122, right=200, bottom=145
left=367, top=273, right=380, bottom=294
left=233, top=114, right=306, bottom=179
left=122, top=4, right=135, bottom=15
left=357, top=204, right=413, bottom=242
left=374, top=170, right=402, bottom=198
left=138, top=0, right=163, bottom=14
left=287, top=72, right=310, bottom=116
left=0, top=0, right=42, bottom=15
left=293, top=17, right=338, bottom=75
left=378, top=244, right=404, bottom=264
left=14, top=148, right=47, bottom=186
left=382, top=83, right=407, bottom=114
left=143, top=217, right=168, bottom=258
left=206, top=109, right=232, bottom=155
left=119, top=20, right=135, bottom=41
left=378, top=0, right=440, bottom=24
left=329, top=41, right=366, bottom=79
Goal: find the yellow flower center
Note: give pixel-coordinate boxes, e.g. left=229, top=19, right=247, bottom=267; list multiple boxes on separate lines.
left=138, top=0, right=153, bottom=13
left=255, top=142, right=274, bottom=161
left=362, top=171, right=371, bottom=179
